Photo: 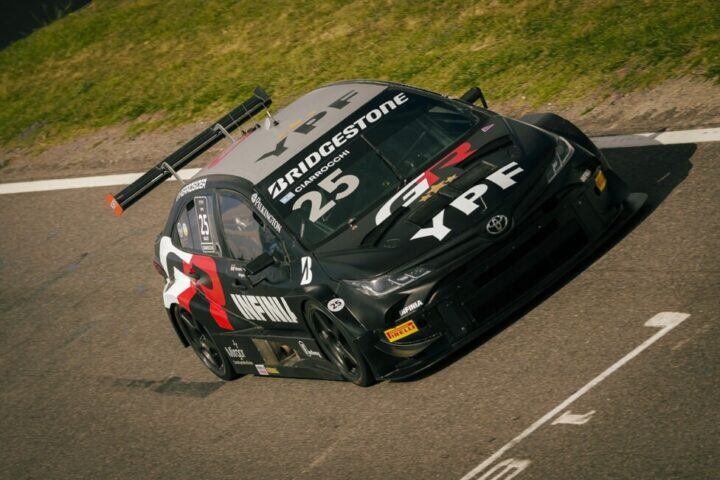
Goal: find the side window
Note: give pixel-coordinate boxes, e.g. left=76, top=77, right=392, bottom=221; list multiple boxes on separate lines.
left=218, top=194, right=264, bottom=261
left=172, top=196, right=220, bottom=255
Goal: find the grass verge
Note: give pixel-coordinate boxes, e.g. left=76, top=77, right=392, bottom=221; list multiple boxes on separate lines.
left=0, top=0, right=718, bottom=149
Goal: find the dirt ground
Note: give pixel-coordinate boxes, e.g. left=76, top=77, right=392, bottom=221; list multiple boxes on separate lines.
left=1, top=76, right=719, bottom=183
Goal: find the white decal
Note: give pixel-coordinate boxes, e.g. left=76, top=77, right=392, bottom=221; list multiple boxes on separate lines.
left=224, top=340, right=252, bottom=366
left=411, top=162, right=524, bottom=242
left=551, top=410, right=596, bottom=425
left=486, top=162, right=524, bottom=189
left=399, top=300, right=424, bottom=317
left=175, top=178, right=207, bottom=200
left=411, top=211, right=451, bottom=241
left=375, top=174, right=429, bottom=225
left=158, top=236, right=193, bottom=308
left=298, top=340, right=323, bottom=359
left=250, top=192, right=282, bottom=232
left=449, top=183, right=488, bottom=215
left=255, top=364, right=269, bottom=376
left=327, top=298, right=345, bottom=312
left=292, top=169, right=359, bottom=222
left=229, top=263, right=245, bottom=275
left=300, top=256, right=313, bottom=285
left=267, top=92, right=409, bottom=199
left=230, top=294, right=298, bottom=323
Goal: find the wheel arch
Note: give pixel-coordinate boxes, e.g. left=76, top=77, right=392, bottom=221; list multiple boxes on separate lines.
left=166, top=305, right=190, bottom=348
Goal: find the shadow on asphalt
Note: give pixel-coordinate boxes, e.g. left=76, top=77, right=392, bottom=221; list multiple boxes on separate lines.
left=397, top=142, right=697, bottom=383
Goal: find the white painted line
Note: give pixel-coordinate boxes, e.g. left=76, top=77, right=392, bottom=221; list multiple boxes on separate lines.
left=1, top=125, right=719, bottom=196
left=551, top=409, right=596, bottom=425
left=0, top=168, right=201, bottom=195
left=460, top=312, right=690, bottom=480
left=592, top=127, right=720, bottom=149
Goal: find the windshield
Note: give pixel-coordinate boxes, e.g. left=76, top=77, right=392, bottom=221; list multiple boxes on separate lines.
left=257, top=87, right=482, bottom=247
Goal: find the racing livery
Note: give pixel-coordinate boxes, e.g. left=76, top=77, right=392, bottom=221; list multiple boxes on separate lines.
left=108, top=81, right=646, bottom=386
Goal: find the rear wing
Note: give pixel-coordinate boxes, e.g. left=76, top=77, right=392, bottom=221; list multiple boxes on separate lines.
left=106, top=86, right=272, bottom=216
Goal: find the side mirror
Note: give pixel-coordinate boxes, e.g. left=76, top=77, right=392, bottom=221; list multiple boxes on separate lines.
left=459, top=86, right=488, bottom=108
left=246, top=252, right=275, bottom=275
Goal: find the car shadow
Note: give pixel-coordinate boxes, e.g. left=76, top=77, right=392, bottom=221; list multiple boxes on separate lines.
left=396, top=142, right=697, bottom=383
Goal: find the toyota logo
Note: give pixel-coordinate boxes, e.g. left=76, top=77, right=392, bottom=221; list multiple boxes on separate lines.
left=486, top=215, right=509, bottom=235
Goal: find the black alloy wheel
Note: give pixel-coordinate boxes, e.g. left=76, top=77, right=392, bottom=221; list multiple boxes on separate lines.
left=307, top=304, right=374, bottom=387
left=176, top=308, right=237, bottom=381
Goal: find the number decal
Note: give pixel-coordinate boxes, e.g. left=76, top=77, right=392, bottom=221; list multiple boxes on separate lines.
left=292, top=169, right=359, bottom=222
left=293, top=191, right=336, bottom=222
left=198, top=213, right=210, bottom=235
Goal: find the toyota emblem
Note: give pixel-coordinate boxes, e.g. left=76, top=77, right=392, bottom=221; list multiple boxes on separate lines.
left=486, top=215, right=509, bottom=235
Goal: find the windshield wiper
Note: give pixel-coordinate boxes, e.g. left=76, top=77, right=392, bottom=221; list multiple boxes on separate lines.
left=360, top=133, right=403, bottom=180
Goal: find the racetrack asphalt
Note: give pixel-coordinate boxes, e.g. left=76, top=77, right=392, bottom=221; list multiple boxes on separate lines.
left=0, top=142, right=718, bottom=479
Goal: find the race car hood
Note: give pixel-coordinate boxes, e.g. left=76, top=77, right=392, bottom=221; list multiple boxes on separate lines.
left=315, top=116, right=557, bottom=280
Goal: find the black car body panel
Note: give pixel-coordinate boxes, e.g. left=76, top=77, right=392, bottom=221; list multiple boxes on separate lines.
left=112, top=79, right=645, bottom=385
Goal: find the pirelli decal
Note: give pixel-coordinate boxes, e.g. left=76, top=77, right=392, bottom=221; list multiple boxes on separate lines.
left=384, top=320, right=419, bottom=342
left=230, top=294, right=298, bottom=323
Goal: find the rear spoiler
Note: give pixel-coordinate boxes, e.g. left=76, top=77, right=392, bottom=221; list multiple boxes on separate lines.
left=106, top=86, right=272, bottom=216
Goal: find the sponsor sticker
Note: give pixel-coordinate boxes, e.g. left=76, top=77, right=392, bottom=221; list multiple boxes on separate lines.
left=298, top=340, right=322, bottom=359
left=399, top=300, right=424, bottom=317
left=384, top=320, right=419, bottom=342
left=595, top=170, right=607, bottom=192
left=300, top=256, right=313, bottom=285
left=251, top=192, right=283, bottom=232
left=266, top=366, right=280, bottom=375
left=327, top=298, right=345, bottom=312
left=229, top=263, right=246, bottom=278
left=230, top=294, right=298, bottom=323
left=266, top=92, right=410, bottom=200
left=411, top=162, right=524, bottom=242
left=194, top=196, right=216, bottom=253
left=176, top=178, right=207, bottom=200
left=224, top=340, right=252, bottom=366
left=256, top=364, right=268, bottom=376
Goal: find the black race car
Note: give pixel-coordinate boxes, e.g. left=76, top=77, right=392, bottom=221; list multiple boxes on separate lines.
left=107, top=80, right=645, bottom=386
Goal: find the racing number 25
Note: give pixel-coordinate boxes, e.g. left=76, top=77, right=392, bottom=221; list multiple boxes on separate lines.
left=292, top=169, right=359, bottom=222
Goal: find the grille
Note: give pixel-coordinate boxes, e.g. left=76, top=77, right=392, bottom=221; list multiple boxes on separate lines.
left=437, top=191, right=590, bottom=322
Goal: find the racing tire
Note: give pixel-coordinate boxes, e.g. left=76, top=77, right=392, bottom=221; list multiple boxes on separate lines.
left=175, top=307, right=239, bottom=381
left=305, top=302, right=375, bottom=387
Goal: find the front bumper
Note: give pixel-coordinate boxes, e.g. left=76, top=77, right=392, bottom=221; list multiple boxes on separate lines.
left=371, top=165, right=646, bottom=380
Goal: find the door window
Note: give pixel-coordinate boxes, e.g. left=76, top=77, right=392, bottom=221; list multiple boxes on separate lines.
left=218, top=193, right=265, bottom=261
left=218, top=192, right=286, bottom=262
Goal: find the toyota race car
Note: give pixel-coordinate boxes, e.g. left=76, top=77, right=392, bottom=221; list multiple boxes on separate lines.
left=107, top=80, right=646, bottom=386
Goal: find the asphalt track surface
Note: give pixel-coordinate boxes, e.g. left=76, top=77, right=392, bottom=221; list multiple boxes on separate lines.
left=0, top=142, right=718, bottom=479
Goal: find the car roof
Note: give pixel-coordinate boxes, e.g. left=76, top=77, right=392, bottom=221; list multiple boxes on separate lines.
left=197, top=81, right=390, bottom=184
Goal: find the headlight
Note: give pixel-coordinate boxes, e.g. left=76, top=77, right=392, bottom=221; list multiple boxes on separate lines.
left=546, top=136, right=574, bottom=183
left=346, top=266, right=431, bottom=297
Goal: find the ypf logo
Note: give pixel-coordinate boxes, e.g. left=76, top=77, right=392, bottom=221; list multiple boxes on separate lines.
left=486, top=214, right=509, bottom=235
